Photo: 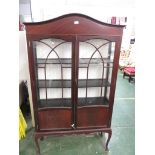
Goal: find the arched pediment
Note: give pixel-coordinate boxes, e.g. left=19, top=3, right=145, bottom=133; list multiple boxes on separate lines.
left=24, top=13, right=125, bottom=37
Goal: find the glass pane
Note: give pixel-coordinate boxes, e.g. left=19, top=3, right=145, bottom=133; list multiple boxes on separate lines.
left=78, top=38, right=115, bottom=106
left=33, top=38, right=72, bottom=108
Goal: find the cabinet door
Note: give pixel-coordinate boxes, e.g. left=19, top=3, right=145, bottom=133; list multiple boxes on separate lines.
left=32, top=37, right=74, bottom=130
left=76, top=37, right=116, bottom=128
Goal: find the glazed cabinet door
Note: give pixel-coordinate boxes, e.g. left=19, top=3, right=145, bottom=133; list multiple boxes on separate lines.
left=76, top=36, right=116, bottom=129
left=32, top=37, right=74, bottom=131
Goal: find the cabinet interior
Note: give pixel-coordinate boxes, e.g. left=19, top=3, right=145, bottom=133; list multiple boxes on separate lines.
left=33, top=38, right=115, bottom=108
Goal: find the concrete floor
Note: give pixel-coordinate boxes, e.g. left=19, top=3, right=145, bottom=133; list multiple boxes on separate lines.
left=19, top=71, right=135, bottom=155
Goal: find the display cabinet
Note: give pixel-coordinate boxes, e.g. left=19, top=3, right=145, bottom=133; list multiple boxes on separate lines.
left=24, top=13, right=124, bottom=155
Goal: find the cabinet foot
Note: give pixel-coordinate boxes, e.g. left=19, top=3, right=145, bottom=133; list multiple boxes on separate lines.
left=105, top=130, right=112, bottom=151
left=99, top=132, right=103, bottom=136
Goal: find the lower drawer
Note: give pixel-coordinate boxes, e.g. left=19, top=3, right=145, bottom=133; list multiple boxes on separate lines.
left=38, top=108, right=72, bottom=130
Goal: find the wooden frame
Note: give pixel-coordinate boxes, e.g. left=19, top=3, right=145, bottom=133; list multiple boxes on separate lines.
left=24, top=13, right=124, bottom=155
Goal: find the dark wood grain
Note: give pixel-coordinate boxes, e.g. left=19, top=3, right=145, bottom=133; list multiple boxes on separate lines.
left=24, top=13, right=124, bottom=41
left=38, top=97, right=109, bottom=109
left=25, top=13, right=124, bottom=153
left=38, top=109, right=72, bottom=130
left=77, top=107, right=109, bottom=128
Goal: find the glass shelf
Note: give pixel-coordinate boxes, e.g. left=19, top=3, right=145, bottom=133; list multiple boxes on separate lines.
left=38, top=98, right=71, bottom=108
left=36, top=58, right=113, bottom=68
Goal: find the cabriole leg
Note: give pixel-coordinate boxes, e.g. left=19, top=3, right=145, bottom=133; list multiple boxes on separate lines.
left=40, top=137, right=44, bottom=141
left=105, top=130, right=112, bottom=151
left=99, top=132, right=103, bottom=136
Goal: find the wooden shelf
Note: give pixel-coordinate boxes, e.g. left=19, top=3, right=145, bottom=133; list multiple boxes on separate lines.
left=38, top=97, right=109, bottom=108
left=38, top=79, right=111, bottom=88
left=78, top=97, right=109, bottom=106
left=78, top=79, right=110, bottom=88
left=39, top=98, right=71, bottom=108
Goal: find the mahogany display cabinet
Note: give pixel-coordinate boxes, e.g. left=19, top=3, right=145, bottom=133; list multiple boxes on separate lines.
left=24, top=13, right=124, bottom=155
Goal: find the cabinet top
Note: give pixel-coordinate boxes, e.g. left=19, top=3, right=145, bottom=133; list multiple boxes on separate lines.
left=24, top=13, right=125, bottom=38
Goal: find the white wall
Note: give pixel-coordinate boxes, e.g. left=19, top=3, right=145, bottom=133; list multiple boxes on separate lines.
left=19, top=2, right=32, bottom=22
left=19, top=4, right=30, bottom=15
left=31, top=0, right=135, bottom=50
left=31, top=0, right=135, bottom=21
left=19, top=31, right=28, bottom=82
left=19, top=31, right=35, bottom=126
